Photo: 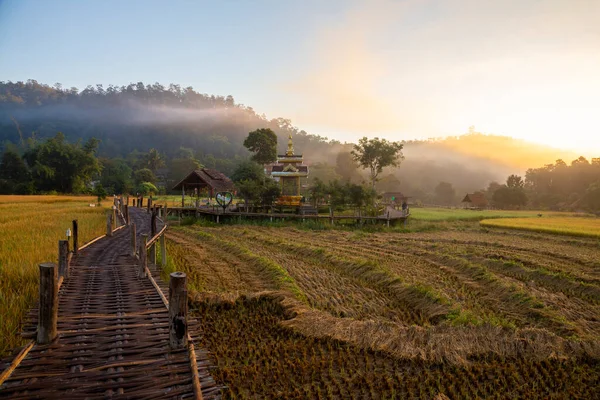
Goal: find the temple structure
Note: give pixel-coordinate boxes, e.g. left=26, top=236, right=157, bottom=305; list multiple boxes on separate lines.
left=271, top=134, right=309, bottom=206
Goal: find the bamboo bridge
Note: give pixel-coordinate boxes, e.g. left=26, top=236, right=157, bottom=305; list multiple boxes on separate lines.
left=0, top=200, right=220, bottom=399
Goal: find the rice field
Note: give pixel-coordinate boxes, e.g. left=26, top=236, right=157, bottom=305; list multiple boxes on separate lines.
left=410, top=207, right=581, bottom=221
left=166, top=221, right=600, bottom=399
left=0, top=196, right=108, bottom=355
left=481, top=216, right=600, bottom=238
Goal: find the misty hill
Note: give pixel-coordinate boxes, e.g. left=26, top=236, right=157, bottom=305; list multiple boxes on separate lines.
left=0, top=80, right=583, bottom=198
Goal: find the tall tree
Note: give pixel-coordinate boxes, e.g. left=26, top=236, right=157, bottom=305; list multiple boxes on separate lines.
left=243, top=128, right=277, bottom=165
left=144, top=148, right=165, bottom=172
left=335, top=152, right=361, bottom=182
left=351, top=137, right=404, bottom=190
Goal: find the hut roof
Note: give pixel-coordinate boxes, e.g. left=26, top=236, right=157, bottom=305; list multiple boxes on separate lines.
left=171, top=168, right=235, bottom=192
left=462, top=192, right=488, bottom=207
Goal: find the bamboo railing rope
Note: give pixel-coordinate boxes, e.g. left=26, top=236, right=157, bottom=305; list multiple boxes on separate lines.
left=145, top=224, right=167, bottom=249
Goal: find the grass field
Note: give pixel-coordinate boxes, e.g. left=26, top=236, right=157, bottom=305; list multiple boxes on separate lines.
left=481, top=217, right=600, bottom=238
left=165, top=221, right=600, bottom=398
left=0, top=195, right=108, bottom=355
left=409, top=207, right=581, bottom=221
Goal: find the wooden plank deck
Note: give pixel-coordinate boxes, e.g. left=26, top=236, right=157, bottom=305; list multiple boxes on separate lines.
left=0, top=207, right=220, bottom=399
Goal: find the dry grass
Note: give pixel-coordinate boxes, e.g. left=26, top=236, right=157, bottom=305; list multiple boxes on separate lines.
left=0, top=195, right=108, bottom=355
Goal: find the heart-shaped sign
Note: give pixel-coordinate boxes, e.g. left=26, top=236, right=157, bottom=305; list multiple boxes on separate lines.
left=216, top=192, right=233, bottom=209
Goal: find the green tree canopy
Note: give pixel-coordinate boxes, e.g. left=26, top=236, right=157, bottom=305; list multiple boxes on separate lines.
left=351, top=137, right=404, bottom=189
left=243, top=128, right=277, bottom=165
left=22, top=132, right=100, bottom=193
left=100, top=158, right=132, bottom=194
left=231, top=160, right=264, bottom=183
left=143, top=148, right=165, bottom=172
left=134, top=168, right=156, bottom=185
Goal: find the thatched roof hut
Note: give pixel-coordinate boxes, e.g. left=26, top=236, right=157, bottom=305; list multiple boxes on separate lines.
left=172, top=168, right=235, bottom=198
left=461, top=192, right=488, bottom=208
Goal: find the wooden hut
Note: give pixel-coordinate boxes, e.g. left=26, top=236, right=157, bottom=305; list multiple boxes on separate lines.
left=172, top=168, right=235, bottom=207
left=461, top=192, right=488, bottom=209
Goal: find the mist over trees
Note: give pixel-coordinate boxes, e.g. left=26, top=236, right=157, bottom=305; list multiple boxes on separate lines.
left=1, top=79, right=598, bottom=211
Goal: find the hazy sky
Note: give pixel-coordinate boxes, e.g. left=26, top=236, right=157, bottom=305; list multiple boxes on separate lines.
left=1, top=0, right=599, bottom=154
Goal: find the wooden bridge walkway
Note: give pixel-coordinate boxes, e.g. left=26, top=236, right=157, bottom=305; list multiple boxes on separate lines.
left=0, top=206, right=219, bottom=399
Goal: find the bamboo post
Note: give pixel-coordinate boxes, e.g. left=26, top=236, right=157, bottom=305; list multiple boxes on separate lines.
left=139, top=234, right=148, bottom=277
left=169, top=272, right=188, bottom=349
left=106, top=212, right=113, bottom=237
left=387, top=211, right=390, bottom=228
left=125, top=205, right=130, bottom=225
left=58, top=240, right=69, bottom=279
left=72, top=220, right=78, bottom=254
left=329, top=206, right=334, bottom=225
left=151, top=210, right=157, bottom=237
left=37, top=263, right=58, bottom=344
left=182, top=185, right=185, bottom=208
left=160, top=232, right=167, bottom=267
left=131, top=222, right=137, bottom=257
left=112, top=206, right=117, bottom=229
left=149, top=242, right=156, bottom=266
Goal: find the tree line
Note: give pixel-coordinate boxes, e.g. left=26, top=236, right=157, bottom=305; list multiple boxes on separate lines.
left=1, top=80, right=598, bottom=211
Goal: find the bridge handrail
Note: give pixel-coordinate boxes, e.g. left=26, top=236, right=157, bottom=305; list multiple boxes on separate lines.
left=146, top=224, right=167, bottom=249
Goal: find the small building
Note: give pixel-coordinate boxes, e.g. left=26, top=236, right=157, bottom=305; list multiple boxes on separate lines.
left=271, top=135, right=309, bottom=206
left=172, top=168, right=235, bottom=205
left=461, top=192, right=488, bottom=209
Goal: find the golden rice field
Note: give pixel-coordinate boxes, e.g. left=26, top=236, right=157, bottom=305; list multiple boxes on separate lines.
left=164, top=221, right=600, bottom=399
left=481, top=216, right=600, bottom=238
left=0, top=196, right=108, bottom=355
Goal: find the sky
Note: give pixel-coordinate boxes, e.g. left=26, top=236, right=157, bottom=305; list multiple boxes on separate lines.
left=0, top=0, right=599, bottom=154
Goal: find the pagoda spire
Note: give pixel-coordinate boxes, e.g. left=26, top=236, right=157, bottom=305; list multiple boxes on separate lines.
left=286, top=134, right=294, bottom=156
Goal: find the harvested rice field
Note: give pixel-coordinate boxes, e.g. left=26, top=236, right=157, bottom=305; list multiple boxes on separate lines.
left=165, top=221, right=600, bottom=399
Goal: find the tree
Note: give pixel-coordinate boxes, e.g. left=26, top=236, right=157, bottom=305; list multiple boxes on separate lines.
left=0, top=148, right=32, bottom=194
left=335, top=152, right=361, bottom=182
left=507, top=174, right=524, bottom=189
left=492, top=186, right=528, bottom=209
left=260, top=179, right=281, bottom=206
left=326, top=180, right=348, bottom=210
left=143, top=148, right=165, bottom=172
left=351, top=137, right=404, bottom=190
left=134, top=168, right=156, bottom=185
left=22, top=133, right=100, bottom=193
left=308, top=178, right=328, bottom=207
left=100, top=158, right=132, bottom=194
left=93, top=183, right=107, bottom=204
left=346, top=183, right=375, bottom=216
left=434, top=182, right=456, bottom=205
left=137, top=182, right=158, bottom=195
left=582, top=181, right=600, bottom=212
left=231, top=160, right=280, bottom=208
left=243, top=128, right=277, bottom=165
left=231, top=160, right=264, bottom=183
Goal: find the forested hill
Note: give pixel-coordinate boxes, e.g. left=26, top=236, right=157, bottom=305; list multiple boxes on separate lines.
left=0, top=80, right=583, bottom=198
left=0, top=80, right=339, bottom=162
